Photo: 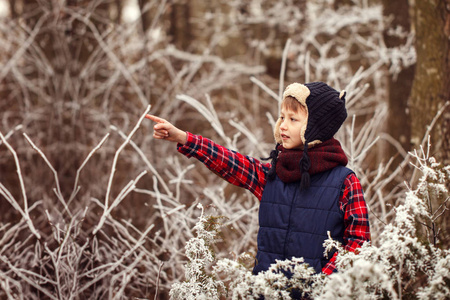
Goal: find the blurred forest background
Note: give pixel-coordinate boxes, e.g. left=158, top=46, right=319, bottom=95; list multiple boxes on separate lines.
left=0, top=0, right=449, bottom=299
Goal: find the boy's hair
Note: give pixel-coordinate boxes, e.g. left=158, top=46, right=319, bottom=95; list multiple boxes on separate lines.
left=282, top=96, right=307, bottom=113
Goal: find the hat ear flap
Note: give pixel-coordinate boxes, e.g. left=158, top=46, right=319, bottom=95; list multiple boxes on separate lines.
left=274, top=117, right=282, bottom=144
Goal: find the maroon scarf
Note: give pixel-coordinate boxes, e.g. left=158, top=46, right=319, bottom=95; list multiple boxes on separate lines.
left=275, top=138, right=348, bottom=183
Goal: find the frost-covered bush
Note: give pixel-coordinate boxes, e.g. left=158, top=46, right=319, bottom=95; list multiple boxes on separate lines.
left=170, top=204, right=225, bottom=300
left=171, top=146, right=450, bottom=299
left=315, top=145, right=450, bottom=300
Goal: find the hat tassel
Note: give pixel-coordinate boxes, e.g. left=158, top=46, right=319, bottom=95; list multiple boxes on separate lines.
left=263, top=143, right=280, bottom=181
left=300, top=142, right=311, bottom=190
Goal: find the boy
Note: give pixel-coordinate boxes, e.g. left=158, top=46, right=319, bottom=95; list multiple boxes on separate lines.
left=146, top=82, right=370, bottom=275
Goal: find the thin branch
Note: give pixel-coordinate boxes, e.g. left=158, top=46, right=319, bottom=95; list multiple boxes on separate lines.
left=0, top=256, right=57, bottom=299
left=110, top=126, right=172, bottom=197
left=68, top=133, right=110, bottom=205
left=0, top=131, right=41, bottom=239
left=154, top=261, right=164, bottom=300
left=78, top=223, right=154, bottom=294
left=65, top=8, right=149, bottom=108
left=93, top=105, right=151, bottom=235
left=278, top=38, right=291, bottom=110
left=250, top=76, right=279, bottom=101
left=420, top=101, right=449, bottom=148
left=0, top=13, right=49, bottom=83
left=23, top=133, right=72, bottom=217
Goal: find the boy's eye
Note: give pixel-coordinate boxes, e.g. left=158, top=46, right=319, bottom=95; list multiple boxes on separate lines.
left=291, top=118, right=296, bottom=122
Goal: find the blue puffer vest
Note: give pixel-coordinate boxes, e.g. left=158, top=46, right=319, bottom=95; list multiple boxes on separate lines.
left=253, top=166, right=353, bottom=274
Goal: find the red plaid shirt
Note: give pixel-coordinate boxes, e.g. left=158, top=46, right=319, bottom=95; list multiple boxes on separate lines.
left=178, top=132, right=370, bottom=274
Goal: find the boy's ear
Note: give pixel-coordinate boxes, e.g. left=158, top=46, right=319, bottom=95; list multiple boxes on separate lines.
left=273, top=118, right=282, bottom=144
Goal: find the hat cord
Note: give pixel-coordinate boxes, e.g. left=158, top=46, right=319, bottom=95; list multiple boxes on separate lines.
left=262, top=143, right=280, bottom=181
left=299, top=142, right=311, bottom=190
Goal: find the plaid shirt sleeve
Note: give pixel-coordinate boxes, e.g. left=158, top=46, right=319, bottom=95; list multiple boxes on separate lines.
left=177, top=132, right=271, bottom=200
left=322, top=173, right=371, bottom=275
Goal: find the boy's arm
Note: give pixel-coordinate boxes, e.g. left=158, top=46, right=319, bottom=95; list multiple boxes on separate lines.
left=322, top=173, right=370, bottom=275
left=145, top=114, right=270, bottom=200
left=177, top=132, right=270, bottom=200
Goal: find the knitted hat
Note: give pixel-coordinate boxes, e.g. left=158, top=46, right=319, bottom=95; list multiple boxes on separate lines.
left=274, top=82, right=347, bottom=146
left=271, top=81, right=347, bottom=189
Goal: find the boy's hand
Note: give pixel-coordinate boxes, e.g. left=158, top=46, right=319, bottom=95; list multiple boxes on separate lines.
left=145, top=114, right=187, bottom=145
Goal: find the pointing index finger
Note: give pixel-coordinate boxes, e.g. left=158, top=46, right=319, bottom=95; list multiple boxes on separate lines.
left=145, top=114, right=166, bottom=124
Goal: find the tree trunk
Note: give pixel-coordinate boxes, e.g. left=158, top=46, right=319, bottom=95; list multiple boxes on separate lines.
left=410, top=0, right=450, bottom=249
left=8, top=0, right=18, bottom=18
left=138, top=0, right=152, bottom=33
left=442, top=0, right=450, bottom=165
left=333, top=0, right=355, bottom=9
left=410, top=0, right=449, bottom=156
left=168, top=0, right=191, bottom=51
left=381, top=0, right=414, bottom=162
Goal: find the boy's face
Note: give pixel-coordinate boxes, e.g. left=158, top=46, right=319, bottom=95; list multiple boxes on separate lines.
left=279, top=105, right=307, bottom=149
